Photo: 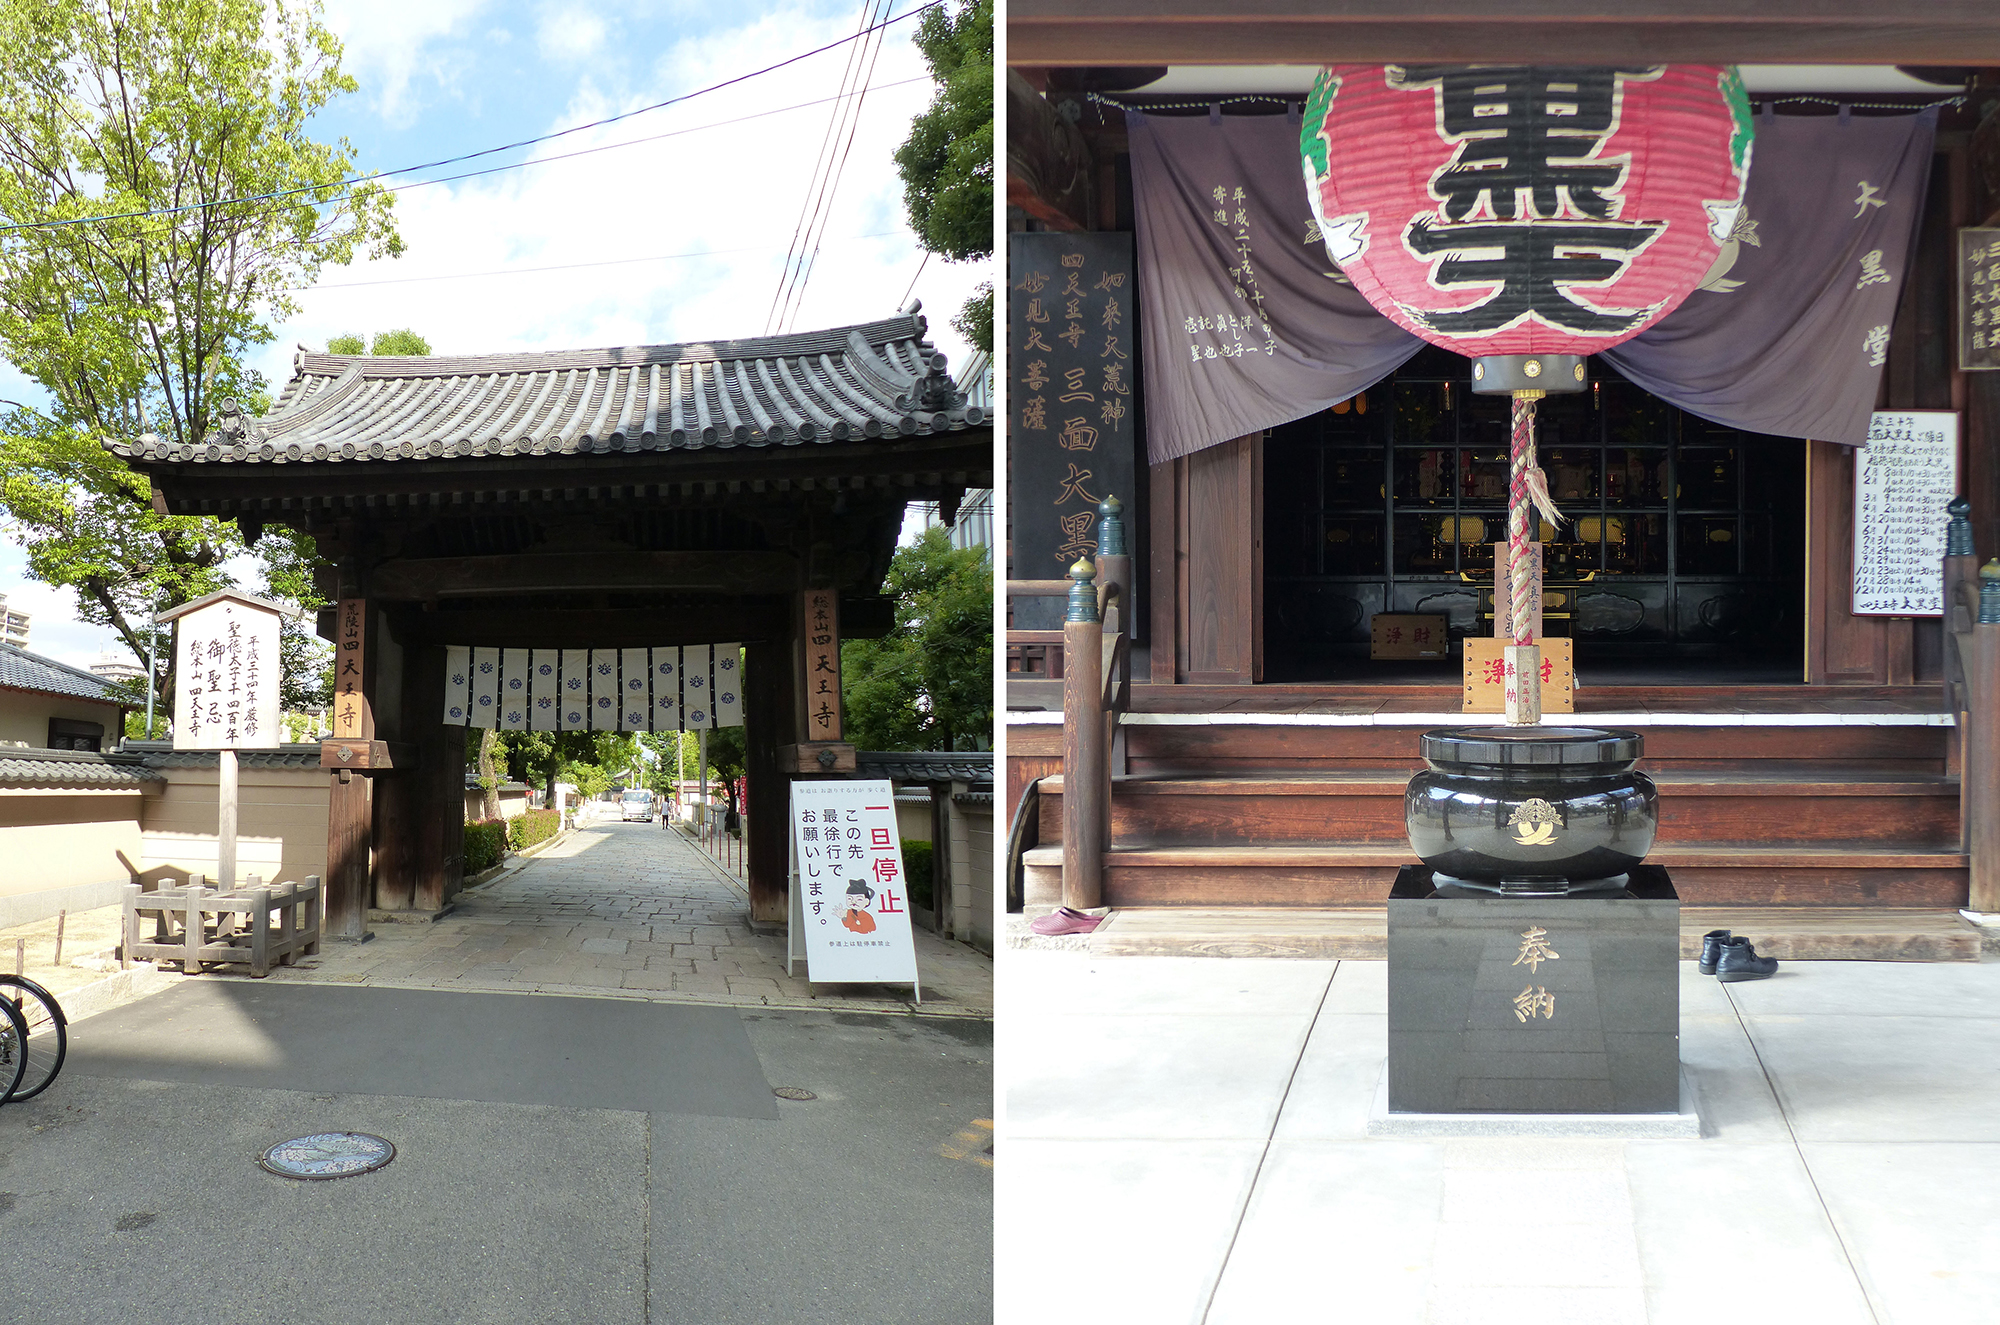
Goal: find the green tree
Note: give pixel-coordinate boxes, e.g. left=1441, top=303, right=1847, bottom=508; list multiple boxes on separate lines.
left=0, top=0, right=400, bottom=717
left=841, top=525, right=991, bottom=752
left=495, top=729, right=634, bottom=807
left=327, top=328, right=431, bottom=356
left=892, top=0, right=992, bottom=353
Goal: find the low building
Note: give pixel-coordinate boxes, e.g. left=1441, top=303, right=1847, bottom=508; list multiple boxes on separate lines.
left=0, top=644, right=129, bottom=752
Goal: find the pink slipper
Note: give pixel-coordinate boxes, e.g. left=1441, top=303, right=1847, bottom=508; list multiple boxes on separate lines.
left=1030, top=907, right=1103, bottom=936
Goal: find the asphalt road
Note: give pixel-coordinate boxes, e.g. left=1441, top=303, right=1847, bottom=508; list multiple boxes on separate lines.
left=0, top=985, right=992, bottom=1325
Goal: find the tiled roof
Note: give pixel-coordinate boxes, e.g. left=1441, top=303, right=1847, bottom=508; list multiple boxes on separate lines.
left=128, top=743, right=325, bottom=770
left=103, top=314, right=987, bottom=468
left=856, top=750, right=993, bottom=787
left=0, top=748, right=162, bottom=789
left=0, top=644, right=126, bottom=704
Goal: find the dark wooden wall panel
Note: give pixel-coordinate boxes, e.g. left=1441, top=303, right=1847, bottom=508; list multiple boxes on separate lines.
left=1183, top=434, right=1263, bottom=683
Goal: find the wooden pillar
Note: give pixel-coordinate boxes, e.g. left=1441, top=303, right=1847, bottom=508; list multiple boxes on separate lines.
left=1062, top=561, right=1106, bottom=910
left=1971, top=567, right=2000, bottom=913
left=415, top=642, right=465, bottom=913
left=324, top=594, right=373, bottom=939
left=745, top=639, right=791, bottom=923
left=371, top=616, right=415, bottom=911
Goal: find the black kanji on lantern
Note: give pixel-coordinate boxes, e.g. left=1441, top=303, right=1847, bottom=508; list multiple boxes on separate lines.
left=1389, top=64, right=1666, bottom=336
left=1391, top=65, right=1661, bottom=223
left=1405, top=219, right=1661, bottom=334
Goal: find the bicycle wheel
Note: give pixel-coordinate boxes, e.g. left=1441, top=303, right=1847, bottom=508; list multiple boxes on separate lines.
left=0, top=996, right=27, bottom=1105
left=0, top=975, right=66, bottom=1102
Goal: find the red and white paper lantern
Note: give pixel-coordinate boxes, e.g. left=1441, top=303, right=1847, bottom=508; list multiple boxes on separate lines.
left=1300, top=64, right=1753, bottom=360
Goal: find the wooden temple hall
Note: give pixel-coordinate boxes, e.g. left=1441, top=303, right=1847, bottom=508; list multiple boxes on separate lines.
left=111, top=312, right=991, bottom=937
left=1005, top=13, right=2000, bottom=958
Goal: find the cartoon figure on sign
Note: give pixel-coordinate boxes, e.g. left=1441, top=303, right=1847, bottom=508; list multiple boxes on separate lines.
left=840, top=880, right=878, bottom=934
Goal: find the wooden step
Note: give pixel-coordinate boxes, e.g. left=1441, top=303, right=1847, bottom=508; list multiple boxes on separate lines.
left=1036, top=770, right=1962, bottom=851
left=1022, top=843, right=1969, bottom=909
left=1076, top=905, right=1982, bottom=962
left=1116, top=721, right=1949, bottom=775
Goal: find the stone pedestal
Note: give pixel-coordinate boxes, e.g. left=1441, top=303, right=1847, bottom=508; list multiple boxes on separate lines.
left=1386, top=864, right=1680, bottom=1115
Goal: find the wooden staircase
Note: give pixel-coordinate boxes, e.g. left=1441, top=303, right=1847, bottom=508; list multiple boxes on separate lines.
left=1018, top=712, right=1983, bottom=958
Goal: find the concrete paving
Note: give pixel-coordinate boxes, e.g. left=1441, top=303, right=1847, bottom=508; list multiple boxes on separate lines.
left=4, top=993, right=991, bottom=1324
left=999, top=950, right=2000, bottom=1325
left=271, top=820, right=993, bottom=1015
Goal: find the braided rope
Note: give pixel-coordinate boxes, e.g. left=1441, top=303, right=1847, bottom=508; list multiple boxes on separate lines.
left=1508, top=395, right=1537, bottom=649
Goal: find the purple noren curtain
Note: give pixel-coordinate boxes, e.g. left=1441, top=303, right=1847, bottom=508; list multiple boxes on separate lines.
left=1129, top=104, right=1937, bottom=460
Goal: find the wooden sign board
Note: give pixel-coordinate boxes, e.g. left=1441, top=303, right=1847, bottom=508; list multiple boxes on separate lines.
left=1958, top=228, right=2000, bottom=371
left=1463, top=637, right=1574, bottom=714
left=801, top=589, right=843, bottom=742
left=168, top=592, right=285, bottom=750
left=1006, top=231, right=1137, bottom=630
left=1852, top=411, right=1958, bottom=617
left=788, top=779, right=918, bottom=987
left=332, top=597, right=368, bottom=738
left=1369, top=614, right=1448, bottom=659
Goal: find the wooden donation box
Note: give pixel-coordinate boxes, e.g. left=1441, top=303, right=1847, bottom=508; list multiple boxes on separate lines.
left=1463, top=638, right=1574, bottom=714
left=1387, top=865, right=1681, bottom=1114
left=1370, top=614, right=1448, bottom=660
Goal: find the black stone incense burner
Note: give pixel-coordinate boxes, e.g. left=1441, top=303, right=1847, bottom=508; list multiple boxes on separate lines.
left=1404, top=726, right=1657, bottom=894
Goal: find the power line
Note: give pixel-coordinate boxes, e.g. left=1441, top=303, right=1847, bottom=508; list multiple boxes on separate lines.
left=767, top=0, right=896, bottom=335
left=307, top=230, right=903, bottom=290
left=0, top=0, right=942, bottom=237
left=41, top=74, right=929, bottom=256
left=783, top=0, right=898, bottom=333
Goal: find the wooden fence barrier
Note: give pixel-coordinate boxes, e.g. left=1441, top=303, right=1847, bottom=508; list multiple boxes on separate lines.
left=122, top=874, right=324, bottom=977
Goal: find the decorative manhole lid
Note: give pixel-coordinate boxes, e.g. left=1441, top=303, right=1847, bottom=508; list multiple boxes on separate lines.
left=259, top=1132, right=396, bottom=1180
left=773, top=1087, right=818, bottom=1101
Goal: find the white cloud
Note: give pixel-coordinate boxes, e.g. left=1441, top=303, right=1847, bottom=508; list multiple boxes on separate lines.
left=323, top=0, right=493, bottom=125
left=535, top=2, right=609, bottom=62
left=264, top=2, right=983, bottom=378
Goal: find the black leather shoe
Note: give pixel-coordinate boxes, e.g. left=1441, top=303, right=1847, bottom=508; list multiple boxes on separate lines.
left=1698, top=929, right=1732, bottom=975
left=1716, top=936, right=1779, bottom=982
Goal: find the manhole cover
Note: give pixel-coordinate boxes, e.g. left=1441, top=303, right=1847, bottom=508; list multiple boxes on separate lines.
left=259, top=1133, right=396, bottom=1181
left=772, top=1087, right=818, bottom=1101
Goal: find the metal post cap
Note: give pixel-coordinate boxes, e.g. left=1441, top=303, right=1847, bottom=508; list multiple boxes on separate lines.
left=1947, top=496, right=1975, bottom=557
left=1980, top=558, right=2000, bottom=625
left=1066, top=557, right=1100, bottom=623
left=1097, top=494, right=1127, bottom=556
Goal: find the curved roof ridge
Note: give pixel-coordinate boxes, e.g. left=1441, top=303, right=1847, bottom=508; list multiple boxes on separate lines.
left=291, top=314, right=926, bottom=381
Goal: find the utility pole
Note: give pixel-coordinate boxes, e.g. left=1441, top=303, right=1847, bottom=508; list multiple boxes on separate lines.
left=143, top=590, right=162, bottom=739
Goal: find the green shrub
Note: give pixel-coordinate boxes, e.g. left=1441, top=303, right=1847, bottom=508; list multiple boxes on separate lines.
left=508, top=808, right=561, bottom=851
left=463, top=819, right=507, bottom=874
left=902, top=839, right=934, bottom=909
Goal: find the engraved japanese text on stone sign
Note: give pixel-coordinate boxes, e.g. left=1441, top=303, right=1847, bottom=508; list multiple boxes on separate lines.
left=1008, top=231, right=1137, bottom=614
left=1958, top=228, right=2000, bottom=370
left=1852, top=411, right=1958, bottom=616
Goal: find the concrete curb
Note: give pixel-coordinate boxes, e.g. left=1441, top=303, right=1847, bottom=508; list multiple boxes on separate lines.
left=50, top=962, right=184, bottom=1024
left=241, top=968, right=991, bottom=1019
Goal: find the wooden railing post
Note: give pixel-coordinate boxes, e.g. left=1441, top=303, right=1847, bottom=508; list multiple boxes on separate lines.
left=1943, top=498, right=1978, bottom=722
left=1063, top=556, right=1106, bottom=911
left=1970, top=558, right=2000, bottom=915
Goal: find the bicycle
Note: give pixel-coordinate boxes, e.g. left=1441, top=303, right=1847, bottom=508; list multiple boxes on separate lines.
left=0, top=974, right=66, bottom=1103
left=0, top=996, right=26, bottom=1104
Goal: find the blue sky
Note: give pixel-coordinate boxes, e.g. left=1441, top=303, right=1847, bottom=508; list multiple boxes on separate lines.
left=3, top=0, right=984, bottom=669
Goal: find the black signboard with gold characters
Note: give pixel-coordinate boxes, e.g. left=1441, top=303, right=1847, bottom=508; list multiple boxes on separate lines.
left=1960, top=227, right=2000, bottom=371
left=1007, top=231, right=1137, bottom=629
